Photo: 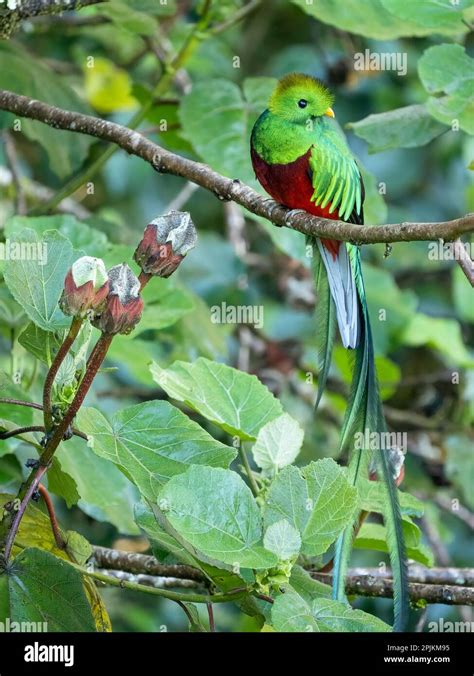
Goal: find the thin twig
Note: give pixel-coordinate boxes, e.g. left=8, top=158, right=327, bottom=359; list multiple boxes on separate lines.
left=71, top=561, right=248, bottom=604
left=0, top=423, right=87, bottom=442
left=0, top=398, right=43, bottom=411
left=0, top=425, right=45, bottom=440
left=37, top=484, right=66, bottom=550
left=453, top=238, right=474, bottom=287
left=0, top=90, right=471, bottom=244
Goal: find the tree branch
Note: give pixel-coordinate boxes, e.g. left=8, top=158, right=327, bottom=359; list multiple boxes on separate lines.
left=0, top=0, right=107, bottom=38
left=88, top=546, right=474, bottom=605
left=91, top=545, right=206, bottom=583
left=346, top=566, right=474, bottom=587
left=0, top=89, right=472, bottom=245
left=97, top=568, right=203, bottom=591
left=310, top=571, right=474, bottom=605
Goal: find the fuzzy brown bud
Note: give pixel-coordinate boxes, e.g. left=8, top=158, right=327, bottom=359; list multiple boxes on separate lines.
left=134, top=210, right=197, bottom=278
left=60, top=256, right=109, bottom=319
left=92, top=264, right=143, bottom=335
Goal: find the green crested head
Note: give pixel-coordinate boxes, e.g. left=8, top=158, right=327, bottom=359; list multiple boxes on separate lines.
left=268, top=73, right=335, bottom=123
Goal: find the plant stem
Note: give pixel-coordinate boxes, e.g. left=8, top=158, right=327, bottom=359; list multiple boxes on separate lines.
left=207, top=602, right=215, bottom=631
left=3, top=463, right=48, bottom=561
left=33, top=3, right=214, bottom=215
left=138, top=270, right=152, bottom=291
left=0, top=398, right=43, bottom=411
left=73, top=562, right=248, bottom=604
left=43, top=316, right=83, bottom=430
left=1, top=332, right=113, bottom=559
left=38, top=484, right=66, bottom=550
left=239, top=446, right=259, bottom=497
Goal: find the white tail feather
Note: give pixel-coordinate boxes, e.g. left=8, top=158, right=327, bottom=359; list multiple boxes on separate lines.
left=317, top=240, right=359, bottom=349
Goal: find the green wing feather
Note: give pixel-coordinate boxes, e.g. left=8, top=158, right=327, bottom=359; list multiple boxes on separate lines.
left=309, top=125, right=363, bottom=221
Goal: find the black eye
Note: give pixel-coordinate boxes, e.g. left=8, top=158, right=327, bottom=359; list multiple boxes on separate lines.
left=298, top=99, right=308, bottom=109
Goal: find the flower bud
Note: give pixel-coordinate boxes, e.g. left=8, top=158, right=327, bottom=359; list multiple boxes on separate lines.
left=60, top=256, right=109, bottom=318
left=92, top=264, right=143, bottom=335
left=133, top=210, right=197, bottom=278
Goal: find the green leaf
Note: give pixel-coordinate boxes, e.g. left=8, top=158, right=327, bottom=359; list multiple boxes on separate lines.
left=427, top=95, right=474, bottom=135
left=0, top=548, right=96, bottom=632
left=157, top=466, right=278, bottom=569
left=0, top=457, right=23, bottom=489
left=0, top=372, right=33, bottom=428
left=348, top=105, right=446, bottom=154
left=264, top=460, right=358, bottom=557
left=135, top=503, right=203, bottom=568
left=418, top=44, right=474, bottom=135
left=401, top=314, right=474, bottom=368
left=179, top=76, right=275, bottom=191
left=0, top=43, right=93, bottom=178
left=150, top=357, right=283, bottom=440
left=290, top=0, right=463, bottom=39
left=56, top=437, right=139, bottom=535
left=381, top=0, right=473, bottom=34
left=418, top=44, right=474, bottom=97
left=355, top=521, right=434, bottom=566
left=0, top=495, right=67, bottom=560
left=252, top=413, right=304, bottom=477
left=3, top=229, right=74, bottom=331
left=98, top=3, right=157, bottom=35
left=5, top=214, right=109, bottom=258
left=271, top=588, right=390, bottom=632
left=289, top=565, right=332, bottom=602
left=263, top=520, right=301, bottom=560
left=77, top=401, right=236, bottom=500
left=358, top=479, right=424, bottom=518
left=0, top=286, right=26, bottom=329
left=445, top=435, right=474, bottom=510
left=18, top=323, right=64, bottom=365
left=47, top=457, right=81, bottom=509
left=136, top=503, right=259, bottom=613
left=179, top=78, right=259, bottom=186
left=106, top=336, right=161, bottom=385
left=137, top=280, right=195, bottom=333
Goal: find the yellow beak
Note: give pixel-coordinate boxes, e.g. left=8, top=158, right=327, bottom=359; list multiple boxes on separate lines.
left=325, top=107, right=335, bottom=118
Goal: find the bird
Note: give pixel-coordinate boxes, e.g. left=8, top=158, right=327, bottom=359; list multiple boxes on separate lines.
left=250, top=72, right=408, bottom=631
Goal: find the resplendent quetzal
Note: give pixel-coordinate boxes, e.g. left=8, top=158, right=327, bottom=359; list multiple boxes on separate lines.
left=251, top=73, right=408, bottom=631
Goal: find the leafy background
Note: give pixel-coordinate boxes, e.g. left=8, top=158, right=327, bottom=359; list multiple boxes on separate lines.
left=0, top=0, right=473, bottom=632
